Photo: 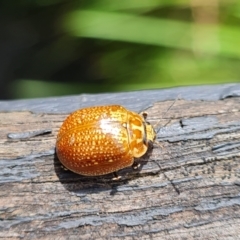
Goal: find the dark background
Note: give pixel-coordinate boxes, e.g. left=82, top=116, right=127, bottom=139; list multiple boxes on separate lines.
left=1, top=0, right=240, bottom=99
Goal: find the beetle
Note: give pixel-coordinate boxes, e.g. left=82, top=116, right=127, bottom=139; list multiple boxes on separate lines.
left=56, top=105, right=156, bottom=177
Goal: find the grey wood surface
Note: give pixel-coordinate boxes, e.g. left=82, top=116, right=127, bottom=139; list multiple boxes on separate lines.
left=1, top=83, right=240, bottom=239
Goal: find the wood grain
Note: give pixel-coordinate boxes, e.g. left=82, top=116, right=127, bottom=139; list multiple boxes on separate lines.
left=1, top=87, right=240, bottom=239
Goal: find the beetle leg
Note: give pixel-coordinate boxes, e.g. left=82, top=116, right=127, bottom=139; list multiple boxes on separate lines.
left=132, top=161, right=141, bottom=170
left=154, top=141, right=164, bottom=150
left=112, top=172, right=121, bottom=180
left=147, top=140, right=154, bottom=150
left=61, top=165, right=69, bottom=171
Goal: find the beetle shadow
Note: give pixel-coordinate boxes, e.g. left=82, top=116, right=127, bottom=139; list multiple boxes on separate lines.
left=53, top=147, right=153, bottom=196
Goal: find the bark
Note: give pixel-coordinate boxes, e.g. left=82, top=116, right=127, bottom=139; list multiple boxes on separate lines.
left=1, top=84, right=240, bottom=240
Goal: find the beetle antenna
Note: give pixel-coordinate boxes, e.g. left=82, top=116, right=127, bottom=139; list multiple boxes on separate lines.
left=143, top=96, right=180, bottom=193
left=154, top=95, right=180, bottom=133
left=153, top=160, right=180, bottom=195
left=163, top=171, right=180, bottom=195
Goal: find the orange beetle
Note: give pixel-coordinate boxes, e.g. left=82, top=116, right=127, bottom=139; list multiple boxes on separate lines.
left=56, top=105, right=156, bottom=177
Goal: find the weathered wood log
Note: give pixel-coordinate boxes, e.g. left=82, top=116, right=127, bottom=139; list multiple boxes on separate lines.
left=1, top=84, right=240, bottom=239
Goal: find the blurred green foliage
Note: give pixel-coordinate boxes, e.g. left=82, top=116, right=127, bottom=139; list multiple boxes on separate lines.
left=2, top=0, right=240, bottom=98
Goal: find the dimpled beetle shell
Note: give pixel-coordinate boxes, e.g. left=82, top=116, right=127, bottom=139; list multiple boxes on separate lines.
left=56, top=105, right=156, bottom=176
